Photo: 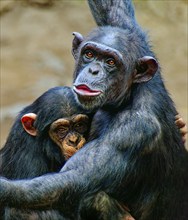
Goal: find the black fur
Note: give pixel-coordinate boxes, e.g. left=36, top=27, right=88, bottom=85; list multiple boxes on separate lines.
left=0, top=1, right=188, bottom=220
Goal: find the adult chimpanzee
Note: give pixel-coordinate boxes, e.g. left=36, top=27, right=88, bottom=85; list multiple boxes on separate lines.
left=0, top=1, right=188, bottom=220
left=0, top=86, right=93, bottom=219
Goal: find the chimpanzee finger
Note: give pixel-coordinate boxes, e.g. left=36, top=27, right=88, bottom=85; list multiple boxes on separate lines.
left=175, top=116, right=186, bottom=128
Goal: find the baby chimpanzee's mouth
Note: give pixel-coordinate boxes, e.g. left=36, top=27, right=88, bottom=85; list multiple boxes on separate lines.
left=73, top=84, right=102, bottom=97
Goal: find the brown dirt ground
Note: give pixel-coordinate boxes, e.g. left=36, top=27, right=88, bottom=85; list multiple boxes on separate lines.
left=0, top=0, right=187, bottom=149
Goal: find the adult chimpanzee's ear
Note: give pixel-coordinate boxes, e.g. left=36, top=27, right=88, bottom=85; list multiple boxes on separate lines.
left=72, top=32, right=84, bottom=59
left=21, top=113, right=37, bottom=136
left=133, top=56, right=158, bottom=83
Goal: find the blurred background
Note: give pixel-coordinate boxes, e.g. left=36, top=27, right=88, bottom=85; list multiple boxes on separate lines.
left=0, top=0, right=187, bottom=149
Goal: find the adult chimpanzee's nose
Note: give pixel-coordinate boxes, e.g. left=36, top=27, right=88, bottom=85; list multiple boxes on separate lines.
left=89, top=67, right=99, bottom=75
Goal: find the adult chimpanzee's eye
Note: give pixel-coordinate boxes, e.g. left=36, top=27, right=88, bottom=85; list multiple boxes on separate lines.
left=106, top=58, right=116, bottom=67
left=84, top=50, right=94, bottom=59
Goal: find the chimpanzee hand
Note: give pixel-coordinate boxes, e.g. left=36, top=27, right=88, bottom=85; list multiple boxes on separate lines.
left=175, top=114, right=187, bottom=143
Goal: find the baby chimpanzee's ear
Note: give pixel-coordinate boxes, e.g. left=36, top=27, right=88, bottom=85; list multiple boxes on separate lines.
left=21, top=113, right=37, bottom=136
left=133, top=56, right=158, bottom=83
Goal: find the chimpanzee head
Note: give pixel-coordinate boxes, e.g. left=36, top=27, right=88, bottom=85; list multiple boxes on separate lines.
left=72, top=27, right=158, bottom=110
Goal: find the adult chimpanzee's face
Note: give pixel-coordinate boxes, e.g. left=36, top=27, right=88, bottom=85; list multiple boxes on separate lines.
left=73, top=41, right=127, bottom=110
left=72, top=28, right=158, bottom=111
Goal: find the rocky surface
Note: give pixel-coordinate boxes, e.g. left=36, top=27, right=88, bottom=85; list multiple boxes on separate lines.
left=0, top=0, right=187, bottom=149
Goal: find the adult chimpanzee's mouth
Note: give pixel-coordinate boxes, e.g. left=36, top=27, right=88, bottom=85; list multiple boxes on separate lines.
left=73, top=84, right=102, bottom=97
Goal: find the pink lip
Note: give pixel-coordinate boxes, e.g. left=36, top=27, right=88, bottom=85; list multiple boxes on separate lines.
left=73, top=85, right=101, bottom=97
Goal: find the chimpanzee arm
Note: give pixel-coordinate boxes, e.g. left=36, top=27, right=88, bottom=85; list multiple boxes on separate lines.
left=87, top=0, right=136, bottom=27
left=0, top=140, right=125, bottom=209
left=0, top=111, right=161, bottom=210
